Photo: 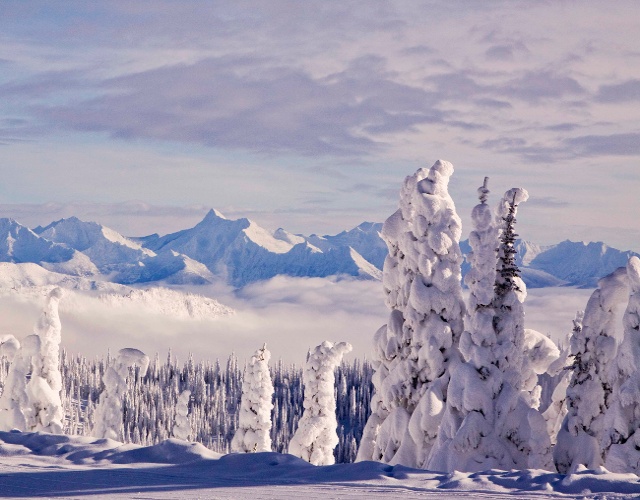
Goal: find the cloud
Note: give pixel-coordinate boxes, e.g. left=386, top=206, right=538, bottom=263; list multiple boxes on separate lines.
left=0, top=275, right=600, bottom=366
left=30, top=56, right=454, bottom=157
left=524, top=287, right=594, bottom=344
left=498, top=71, right=586, bottom=103
left=0, top=277, right=388, bottom=364
left=564, top=133, right=640, bottom=157
left=596, top=79, right=640, bottom=103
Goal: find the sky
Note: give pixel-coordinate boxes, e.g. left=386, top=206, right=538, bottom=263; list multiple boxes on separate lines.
left=1, top=1, right=639, bottom=249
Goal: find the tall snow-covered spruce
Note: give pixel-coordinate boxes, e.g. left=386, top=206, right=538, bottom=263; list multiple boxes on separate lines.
left=231, top=344, right=274, bottom=453
left=429, top=182, right=551, bottom=471
left=357, top=160, right=465, bottom=468
left=93, top=348, right=150, bottom=441
left=27, top=287, right=65, bottom=433
left=289, top=341, right=352, bottom=465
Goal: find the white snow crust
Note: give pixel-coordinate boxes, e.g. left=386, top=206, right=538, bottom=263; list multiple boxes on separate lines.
left=1, top=431, right=640, bottom=499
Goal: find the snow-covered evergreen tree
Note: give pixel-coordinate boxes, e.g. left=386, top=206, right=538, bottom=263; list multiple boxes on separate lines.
left=603, top=257, right=640, bottom=472
left=429, top=185, right=552, bottom=471
left=289, top=341, right=352, bottom=465
left=25, top=288, right=65, bottom=433
left=93, top=348, right=150, bottom=441
left=231, top=344, right=274, bottom=453
left=173, top=389, right=191, bottom=441
left=0, top=335, right=39, bottom=431
left=357, top=160, right=466, bottom=468
left=554, top=266, right=629, bottom=473
left=542, top=312, right=582, bottom=444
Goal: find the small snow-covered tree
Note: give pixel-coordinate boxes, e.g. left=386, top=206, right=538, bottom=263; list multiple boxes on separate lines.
left=173, top=390, right=191, bottom=441
left=429, top=185, right=552, bottom=471
left=231, top=344, right=274, bottom=453
left=93, top=348, right=150, bottom=441
left=0, top=335, right=39, bottom=431
left=357, top=160, right=466, bottom=468
left=603, top=257, right=640, bottom=472
left=542, top=312, right=582, bottom=444
left=554, top=266, right=629, bottom=473
left=289, top=341, right=352, bottom=465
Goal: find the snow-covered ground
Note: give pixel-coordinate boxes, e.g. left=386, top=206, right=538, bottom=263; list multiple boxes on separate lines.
left=1, top=431, right=640, bottom=499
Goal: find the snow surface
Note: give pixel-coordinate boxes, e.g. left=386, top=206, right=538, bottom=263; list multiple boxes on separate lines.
left=1, top=430, right=640, bottom=499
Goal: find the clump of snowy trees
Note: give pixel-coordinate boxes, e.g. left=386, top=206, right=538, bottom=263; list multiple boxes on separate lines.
left=359, top=160, right=640, bottom=475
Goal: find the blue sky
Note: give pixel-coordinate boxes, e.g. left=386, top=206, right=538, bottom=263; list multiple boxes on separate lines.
left=1, top=1, right=639, bottom=248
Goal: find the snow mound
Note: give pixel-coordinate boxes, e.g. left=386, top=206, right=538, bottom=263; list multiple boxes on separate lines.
left=1, top=431, right=640, bottom=497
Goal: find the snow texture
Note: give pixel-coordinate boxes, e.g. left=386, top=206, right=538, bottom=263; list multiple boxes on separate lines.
left=357, top=160, right=466, bottom=468
left=289, top=340, right=352, bottom=465
left=2, top=431, right=640, bottom=499
left=231, top=344, right=274, bottom=453
left=555, top=266, right=630, bottom=473
left=93, top=348, right=150, bottom=441
left=173, top=390, right=192, bottom=441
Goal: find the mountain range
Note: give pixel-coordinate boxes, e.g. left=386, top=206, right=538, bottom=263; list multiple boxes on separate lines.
left=0, top=210, right=636, bottom=290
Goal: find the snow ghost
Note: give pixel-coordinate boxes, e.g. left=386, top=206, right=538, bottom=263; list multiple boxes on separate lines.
left=232, top=344, right=274, bottom=453
left=289, top=341, right=352, bottom=465
left=357, top=160, right=466, bottom=468
left=93, top=347, right=149, bottom=441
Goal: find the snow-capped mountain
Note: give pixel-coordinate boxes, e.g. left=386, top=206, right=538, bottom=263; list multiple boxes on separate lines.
left=138, top=209, right=381, bottom=287
left=0, top=218, right=98, bottom=276
left=527, top=240, right=640, bottom=288
left=34, top=216, right=155, bottom=274
left=0, top=211, right=637, bottom=290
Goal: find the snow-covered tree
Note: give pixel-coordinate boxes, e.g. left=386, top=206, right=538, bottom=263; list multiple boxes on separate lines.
left=25, top=288, right=65, bottom=433
left=542, top=312, right=582, bottom=444
left=173, top=390, right=191, bottom=441
left=289, top=341, right=352, bottom=465
left=554, top=266, right=629, bottom=473
left=93, top=348, right=150, bottom=441
left=231, top=344, right=274, bottom=453
left=0, top=335, right=39, bottom=431
left=429, top=185, right=552, bottom=471
left=0, top=335, right=20, bottom=363
left=603, top=256, right=640, bottom=472
left=357, top=160, right=466, bottom=468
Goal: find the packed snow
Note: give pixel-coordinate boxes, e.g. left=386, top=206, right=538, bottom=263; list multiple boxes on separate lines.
left=2, top=431, right=640, bottom=498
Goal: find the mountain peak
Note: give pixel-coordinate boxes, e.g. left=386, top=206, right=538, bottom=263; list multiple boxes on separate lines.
left=203, top=209, right=227, bottom=222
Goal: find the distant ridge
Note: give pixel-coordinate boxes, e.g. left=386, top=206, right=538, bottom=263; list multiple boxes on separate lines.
left=0, top=211, right=637, bottom=289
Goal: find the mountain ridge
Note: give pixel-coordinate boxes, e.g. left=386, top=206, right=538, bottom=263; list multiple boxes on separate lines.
left=0, top=211, right=637, bottom=290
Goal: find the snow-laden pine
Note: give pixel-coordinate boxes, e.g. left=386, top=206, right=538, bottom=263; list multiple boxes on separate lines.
left=173, top=390, right=191, bottom=440
left=429, top=182, right=551, bottom=471
left=357, top=160, right=466, bottom=468
left=554, top=266, right=629, bottom=473
left=542, top=312, right=582, bottom=444
left=289, top=341, right=352, bottom=465
left=28, top=288, right=65, bottom=433
left=231, top=344, right=274, bottom=453
left=93, top=348, right=150, bottom=441
left=603, top=256, right=640, bottom=472
left=0, top=335, right=39, bottom=431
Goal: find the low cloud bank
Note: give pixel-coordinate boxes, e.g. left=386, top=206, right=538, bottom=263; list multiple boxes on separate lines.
left=0, top=278, right=596, bottom=366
